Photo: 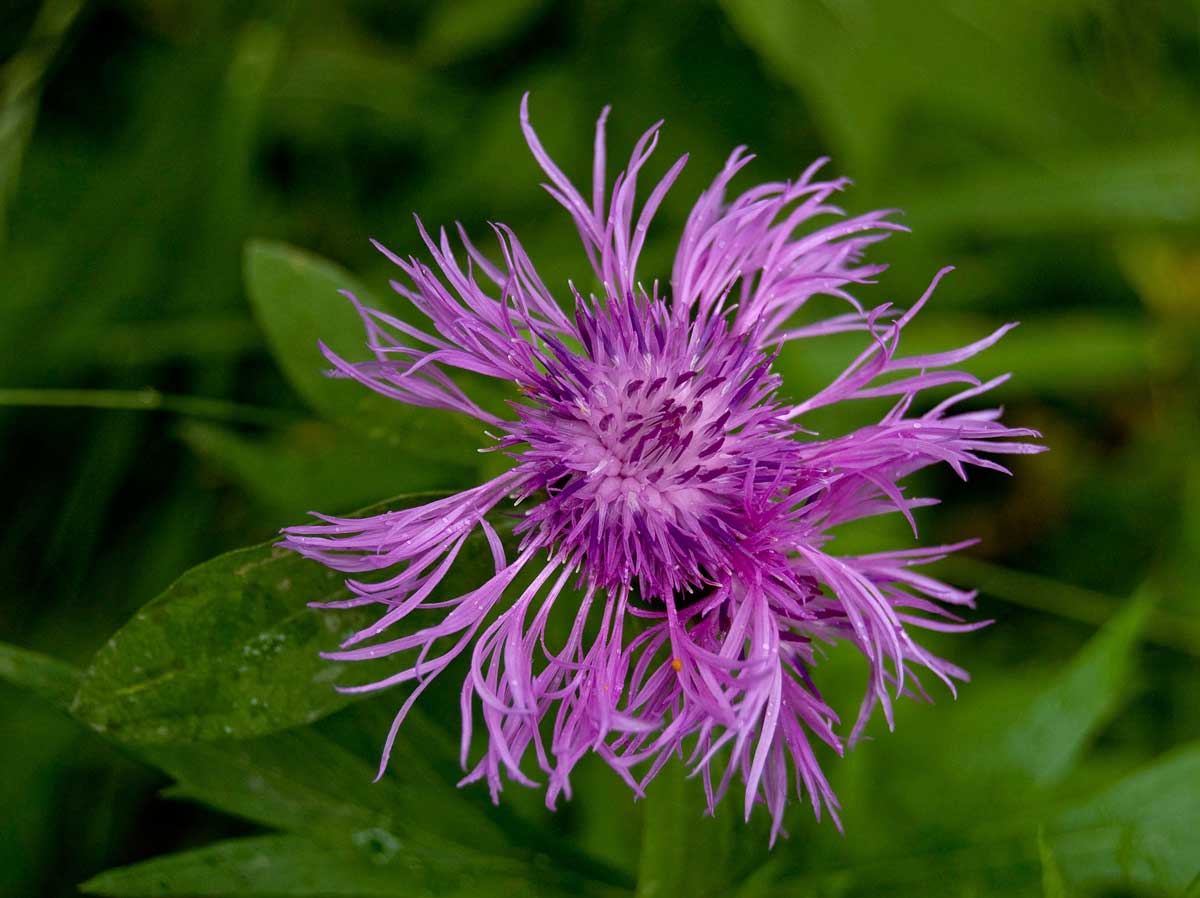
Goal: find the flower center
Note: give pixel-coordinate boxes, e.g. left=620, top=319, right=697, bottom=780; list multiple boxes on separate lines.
left=512, top=354, right=786, bottom=599
left=573, top=370, right=729, bottom=516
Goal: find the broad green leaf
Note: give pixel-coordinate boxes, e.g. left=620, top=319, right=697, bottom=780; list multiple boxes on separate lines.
left=243, top=240, right=481, bottom=459
left=71, top=492, right=494, bottom=743
left=1001, top=590, right=1151, bottom=786
left=324, top=700, right=638, bottom=891
left=635, top=760, right=736, bottom=898
left=79, top=833, right=589, bottom=898
left=1051, top=742, right=1200, bottom=894
left=0, top=641, right=80, bottom=711
left=81, top=835, right=399, bottom=897
left=143, top=724, right=510, bottom=854
left=0, top=643, right=511, bottom=856
left=180, top=419, right=471, bottom=519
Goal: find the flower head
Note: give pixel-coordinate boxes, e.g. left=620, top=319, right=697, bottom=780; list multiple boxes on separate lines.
left=282, top=95, right=1043, bottom=840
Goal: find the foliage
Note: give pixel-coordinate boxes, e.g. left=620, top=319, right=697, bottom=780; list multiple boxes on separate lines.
left=1, top=1, right=1198, bottom=896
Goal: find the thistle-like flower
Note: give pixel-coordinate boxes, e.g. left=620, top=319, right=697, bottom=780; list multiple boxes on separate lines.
left=282, top=95, right=1042, bottom=840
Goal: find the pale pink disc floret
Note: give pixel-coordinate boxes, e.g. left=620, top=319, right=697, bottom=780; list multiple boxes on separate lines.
left=281, top=95, right=1043, bottom=842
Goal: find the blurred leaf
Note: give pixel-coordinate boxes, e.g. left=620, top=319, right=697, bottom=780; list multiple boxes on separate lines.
left=939, top=555, right=1200, bottom=659
left=915, top=314, right=1159, bottom=396
left=728, top=859, right=786, bottom=898
left=778, top=312, right=1160, bottom=404
left=171, top=20, right=283, bottom=334
left=79, top=832, right=586, bottom=898
left=1185, top=871, right=1200, bottom=898
left=70, top=491, right=485, bottom=744
left=635, top=760, right=736, bottom=898
left=180, top=419, right=470, bottom=519
left=1117, top=237, right=1200, bottom=324
left=766, top=731, right=1200, bottom=896
left=0, top=388, right=296, bottom=427
left=720, top=0, right=1105, bottom=180
left=0, top=0, right=86, bottom=243
left=0, top=641, right=79, bottom=710
left=92, top=316, right=263, bottom=368
left=419, top=0, right=549, bottom=65
left=1, top=45, right=225, bottom=383
left=1001, top=590, right=1151, bottom=786
left=0, top=674, right=100, bottom=898
left=905, top=140, right=1200, bottom=235
left=1038, top=826, right=1067, bottom=898
left=243, top=240, right=485, bottom=458
left=722, top=0, right=1200, bottom=243
left=40, top=410, right=145, bottom=606
left=567, top=755, right=643, bottom=876
left=1052, top=742, right=1200, bottom=894
left=142, top=725, right=510, bottom=855
left=271, top=46, right=462, bottom=141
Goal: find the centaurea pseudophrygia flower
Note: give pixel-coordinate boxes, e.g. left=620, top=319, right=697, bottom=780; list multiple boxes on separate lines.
left=282, top=96, right=1043, bottom=841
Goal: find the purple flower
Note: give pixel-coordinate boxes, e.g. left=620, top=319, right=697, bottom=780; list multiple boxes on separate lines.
left=282, top=95, right=1043, bottom=841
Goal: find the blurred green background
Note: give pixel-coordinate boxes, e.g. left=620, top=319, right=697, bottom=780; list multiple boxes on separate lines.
left=1, top=1, right=1199, bottom=896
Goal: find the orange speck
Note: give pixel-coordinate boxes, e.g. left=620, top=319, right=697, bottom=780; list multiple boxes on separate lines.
left=671, top=658, right=682, bottom=672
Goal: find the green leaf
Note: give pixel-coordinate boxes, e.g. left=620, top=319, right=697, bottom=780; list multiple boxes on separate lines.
left=635, top=759, right=736, bottom=898
left=79, top=833, right=584, bottom=898
left=70, top=491, right=493, bottom=744
left=242, top=240, right=481, bottom=459
left=1051, top=742, right=1200, bottom=894
left=0, top=641, right=80, bottom=711
left=142, top=723, right=510, bottom=854
left=0, top=646, right=512, bottom=860
left=1001, top=590, right=1151, bottom=786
